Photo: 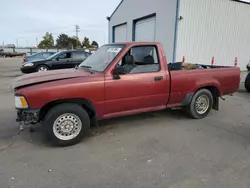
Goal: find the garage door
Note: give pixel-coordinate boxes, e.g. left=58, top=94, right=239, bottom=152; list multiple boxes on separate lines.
left=135, top=16, right=156, bottom=42
left=114, top=24, right=127, bottom=42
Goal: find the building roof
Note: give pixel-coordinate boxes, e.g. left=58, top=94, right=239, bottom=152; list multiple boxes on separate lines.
left=108, top=0, right=249, bottom=20
left=109, top=0, right=124, bottom=20
left=231, top=0, right=250, bottom=5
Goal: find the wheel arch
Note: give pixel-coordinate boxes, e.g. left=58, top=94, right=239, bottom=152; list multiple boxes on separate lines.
left=197, top=85, right=220, bottom=98
left=39, top=98, right=96, bottom=122
left=181, top=85, right=220, bottom=110
left=196, top=85, right=220, bottom=110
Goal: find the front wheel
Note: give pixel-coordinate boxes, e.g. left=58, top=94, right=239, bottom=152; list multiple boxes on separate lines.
left=244, top=73, right=250, bottom=92
left=36, top=65, right=49, bottom=72
left=43, top=103, right=90, bottom=146
left=187, top=89, right=213, bottom=119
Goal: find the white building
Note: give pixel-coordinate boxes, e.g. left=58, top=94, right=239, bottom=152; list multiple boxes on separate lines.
left=107, top=0, right=250, bottom=70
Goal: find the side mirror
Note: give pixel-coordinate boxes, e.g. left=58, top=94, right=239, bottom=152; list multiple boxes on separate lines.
left=113, top=66, right=126, bottom=79
left=56, top=57, right=59, bottom=61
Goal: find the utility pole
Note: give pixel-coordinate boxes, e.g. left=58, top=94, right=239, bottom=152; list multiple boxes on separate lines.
left=36, top=37, right=38, bottom=48
left=16, top=39, right=18, bottom=48
left=75, top=25, right=80, bottom=49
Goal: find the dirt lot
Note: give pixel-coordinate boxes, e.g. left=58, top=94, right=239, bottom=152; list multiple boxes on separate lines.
left=0, top=58, right=250, bottom=188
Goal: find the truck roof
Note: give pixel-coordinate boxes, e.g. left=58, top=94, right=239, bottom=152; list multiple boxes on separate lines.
left=110, top=42, right=162, bottom=46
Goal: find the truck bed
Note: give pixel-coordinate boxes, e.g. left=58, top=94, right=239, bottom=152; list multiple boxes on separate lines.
left=168, top=62, right=234, bottom=71
left=167, top=62, right=240, bottom=106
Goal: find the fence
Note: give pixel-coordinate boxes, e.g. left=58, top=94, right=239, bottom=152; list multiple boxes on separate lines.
left=0, top=47, right=98, bottom=56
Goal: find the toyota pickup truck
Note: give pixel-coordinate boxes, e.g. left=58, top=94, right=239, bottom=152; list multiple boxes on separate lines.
left=12, top=42, right=240, bottom=146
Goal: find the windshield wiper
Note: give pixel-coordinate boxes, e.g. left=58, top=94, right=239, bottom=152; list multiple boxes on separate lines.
left=79, top=65, right=95, bottom=73
left=80, top=65, right=92, bottom=69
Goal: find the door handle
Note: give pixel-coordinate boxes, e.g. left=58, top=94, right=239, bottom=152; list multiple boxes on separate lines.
left=154, top=76, right=163, bottom=81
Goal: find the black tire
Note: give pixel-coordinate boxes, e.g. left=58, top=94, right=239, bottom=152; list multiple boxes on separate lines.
left=247, top=65, right=250, bottom=71
left=245, top=73, right=250, bottom=92
left=43, top=103, right=90, bottom=146
left=187, top=89, right=213, bottom=119
left=36, top=65, right=49, bottom=72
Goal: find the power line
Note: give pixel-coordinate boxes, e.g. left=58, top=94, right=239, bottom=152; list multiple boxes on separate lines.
left=13, top=26, right=105, bottom=47
left=20, top=25, right=75, bottom=34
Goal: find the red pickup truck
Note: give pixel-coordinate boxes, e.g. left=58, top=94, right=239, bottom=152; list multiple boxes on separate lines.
left=12, top=42, right=240, bottom=146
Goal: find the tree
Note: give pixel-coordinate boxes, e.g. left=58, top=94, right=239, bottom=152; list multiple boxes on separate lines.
left=91, top=40, right=99, bottom=48
left=38, top=32, right=54, bottom=49
left=56, top=34, right=70, bottom=48
left=68, top=36, right=81, bottom=49
left=82, top=37, right=90, bottom=48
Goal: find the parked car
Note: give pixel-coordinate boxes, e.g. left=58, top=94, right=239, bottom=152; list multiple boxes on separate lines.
left=245, top=60, right=250, bottom=92
left=23, top=51, right=56, bottom=62
left=12, top=42, right=240, bottom=146
left=0, top=51, right=26, bottom=57
left=20, top=50, right=90, bottom=73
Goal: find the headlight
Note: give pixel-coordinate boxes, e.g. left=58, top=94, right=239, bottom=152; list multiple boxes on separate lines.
left=15, top=96, right=29, bottom=109
left=23, top=63, right=34, bottom=67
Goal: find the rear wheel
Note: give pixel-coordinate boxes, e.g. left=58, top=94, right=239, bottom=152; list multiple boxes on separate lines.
left=244, top=73, right=250, bottom=92
left=43, top=103, right=90, bottom=146
left=36, top=65, right=49, bottom=72
left=187, top=89, right=213, bottom=119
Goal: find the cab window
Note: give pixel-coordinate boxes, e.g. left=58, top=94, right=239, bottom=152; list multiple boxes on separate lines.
left=117, top=45, right=160, bottom=74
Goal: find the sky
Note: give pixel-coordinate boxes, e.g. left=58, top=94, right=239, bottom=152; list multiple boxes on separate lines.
left=0, top=0, right=121, bottom=47
left=1, top=0, right=250, bottom=47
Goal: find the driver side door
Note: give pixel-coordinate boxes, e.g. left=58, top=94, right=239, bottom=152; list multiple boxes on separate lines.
left=104, top=45, right=170, bottom=117
left=51, top=52, right=73, bottom=69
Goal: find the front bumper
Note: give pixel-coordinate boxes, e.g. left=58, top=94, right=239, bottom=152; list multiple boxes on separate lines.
left=16, top=109, right=40, bottom=125
left=20, top=66, right=36, bottom=74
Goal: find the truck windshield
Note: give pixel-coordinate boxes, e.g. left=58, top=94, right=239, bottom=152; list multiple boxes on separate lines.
left=79, top=44, right=125, bottom=72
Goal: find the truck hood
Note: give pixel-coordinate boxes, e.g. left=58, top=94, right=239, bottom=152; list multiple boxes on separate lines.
left=12, top=68, right=91, bottom=89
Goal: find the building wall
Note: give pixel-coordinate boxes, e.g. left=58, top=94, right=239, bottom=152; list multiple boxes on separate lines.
left=176, top=0, right=250, bottom=70
left=109, top=0, right=178, bottom=63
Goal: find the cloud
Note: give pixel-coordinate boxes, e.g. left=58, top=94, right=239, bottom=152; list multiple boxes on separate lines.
left=0, top=0, right=121, bottom=46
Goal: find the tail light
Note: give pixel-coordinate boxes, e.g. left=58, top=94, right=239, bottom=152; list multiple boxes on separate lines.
left=23, top=57, right=27, bottom=62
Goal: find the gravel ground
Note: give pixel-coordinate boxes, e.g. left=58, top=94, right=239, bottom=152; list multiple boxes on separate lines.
left=0, top=58, right=250, bottom=188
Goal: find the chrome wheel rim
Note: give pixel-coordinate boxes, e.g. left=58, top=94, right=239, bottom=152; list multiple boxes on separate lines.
left=53, top=113, right=82, bottom=141
left=195, top=95, right=209, bottom=115
left=38, top=66, right=48, bottom=72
